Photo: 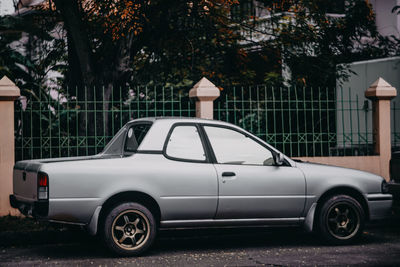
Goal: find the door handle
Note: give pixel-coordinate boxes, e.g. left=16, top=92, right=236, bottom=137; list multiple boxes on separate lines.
left=222, top=172, right=236, bottom=177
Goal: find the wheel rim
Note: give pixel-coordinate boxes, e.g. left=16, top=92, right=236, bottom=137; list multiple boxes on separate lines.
left=326, top=202, right=360, bottom=240
left=111, top=209, right=150, bottom=250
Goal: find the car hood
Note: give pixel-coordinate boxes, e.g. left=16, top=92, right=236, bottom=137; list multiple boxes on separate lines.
left=296, top=160, right=379, bottom=176
left=294, top=160, right=385, bottom=194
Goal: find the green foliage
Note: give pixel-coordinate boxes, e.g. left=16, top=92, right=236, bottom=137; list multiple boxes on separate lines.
left=0, top=14, right=67, bottom=96
left=120, top=0, right=248, bottom=86
left=2, top=0, right=400, bottom=93
left=0, top=13, right=70, bottom=150
left=245, top=0, right=400, bottom=87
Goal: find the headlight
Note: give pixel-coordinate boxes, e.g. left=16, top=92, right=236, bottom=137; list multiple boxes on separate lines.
left=381, top=180, right=389, bottom=194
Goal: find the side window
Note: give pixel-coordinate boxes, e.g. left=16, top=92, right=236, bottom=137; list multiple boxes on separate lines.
left=204, top=126, right=274, bottom=166
left=124, top=124, right=152, bottom=152
left=165, top=125, right=206, bottom=161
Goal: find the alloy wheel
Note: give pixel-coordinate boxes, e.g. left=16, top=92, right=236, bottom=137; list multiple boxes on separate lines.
left=326, top=202, right=360, bottom=240
left=111, top=209, right=150, bottom=250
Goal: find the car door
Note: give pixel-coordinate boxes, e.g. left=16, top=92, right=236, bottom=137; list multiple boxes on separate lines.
left=202, top=125, right=306, bottom=219
left=159, top=123, right=219, bottom=220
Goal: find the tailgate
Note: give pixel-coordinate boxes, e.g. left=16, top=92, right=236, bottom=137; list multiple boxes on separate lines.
left=13, top=155, right=98, bottom=202
left=13, top=161, right=42, bottom=202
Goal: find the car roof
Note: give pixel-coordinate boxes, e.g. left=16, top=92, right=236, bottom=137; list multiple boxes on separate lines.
left=128, top=116, right=236, bottom=127
left=126, top=116, right=295, bottom=166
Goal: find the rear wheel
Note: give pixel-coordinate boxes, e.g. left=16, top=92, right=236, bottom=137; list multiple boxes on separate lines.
left=318, top=195, right=365, bottom=245
left=102, top=202, right=156, bottom=256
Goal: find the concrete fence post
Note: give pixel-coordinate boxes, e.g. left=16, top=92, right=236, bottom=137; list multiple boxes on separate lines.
left=189, top=77, right=220, bottom=119
left=0, top=76, right=20, bottom=216
left=365, top=77, right=397, bottom=181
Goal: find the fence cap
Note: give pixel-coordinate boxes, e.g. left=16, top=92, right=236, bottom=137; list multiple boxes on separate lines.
left=189, top=77, right=220, bottom=101
left=0, top=76, right=20, bottom=101
left=365, top=77, right=397, bottom=100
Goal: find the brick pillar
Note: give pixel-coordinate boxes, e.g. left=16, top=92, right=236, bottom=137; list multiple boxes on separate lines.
left=0, top=76, right=20, bottom=216
left=189, top=77, right=220, bottom=119
left=365, top=77, right=397, bottom=181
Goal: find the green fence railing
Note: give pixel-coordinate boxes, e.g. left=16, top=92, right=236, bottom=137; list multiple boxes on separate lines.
left=15, top=84, right=374, bottom=161
left=15, top=85, right=194, bottom=161
left=392, top=101, right=400, bottom=151
left=215, top=86, right=373, bottom=157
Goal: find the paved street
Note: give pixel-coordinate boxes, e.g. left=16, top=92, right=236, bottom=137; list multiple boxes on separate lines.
left=1, top=222, right=400, bottom=266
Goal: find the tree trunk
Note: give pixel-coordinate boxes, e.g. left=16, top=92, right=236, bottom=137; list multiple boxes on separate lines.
left=101, top=32, right=137, bottom=137
left=54, top=0, right=98, bottom=151
left=66, top=31, right=83, bottom=91
left=54, top=0, right=96, bottom=88
left=54, top=1, right=140, bottom=147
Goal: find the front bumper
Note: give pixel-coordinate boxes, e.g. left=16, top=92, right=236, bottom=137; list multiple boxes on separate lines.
left=388, top=182, right=400, bottom=213
left=10, top=194, right=48, bottom=218
left=367, top=194, right=393, bottom=220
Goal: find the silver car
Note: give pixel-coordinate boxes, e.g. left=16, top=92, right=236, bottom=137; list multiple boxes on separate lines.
left=10, top=117, right=392, bottom=256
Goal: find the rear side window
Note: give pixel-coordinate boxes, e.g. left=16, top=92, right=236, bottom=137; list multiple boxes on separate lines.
left=124, top=124, right=152, bottom=152
left=165, top=125, right=206, bottom=161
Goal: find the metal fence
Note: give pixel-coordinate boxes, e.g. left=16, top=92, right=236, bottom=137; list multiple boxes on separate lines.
left=15, top=84, right=374, bottom=161
left=393, top=101, right=400, bottom=151
left=14, top=86, right=194, bottom=161
left=215, top=86, right=373, bottom=157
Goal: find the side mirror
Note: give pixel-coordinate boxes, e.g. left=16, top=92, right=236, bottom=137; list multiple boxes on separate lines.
left=273, top=152, right=285, bottom=166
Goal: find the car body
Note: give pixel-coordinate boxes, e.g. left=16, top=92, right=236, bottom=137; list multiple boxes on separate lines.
left=10, top=117, right=393, bottom=255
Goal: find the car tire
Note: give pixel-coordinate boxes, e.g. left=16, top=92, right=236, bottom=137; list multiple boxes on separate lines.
left=317, top=194, right=365, bottom=245
left=102, top=202, right=157, bottom=256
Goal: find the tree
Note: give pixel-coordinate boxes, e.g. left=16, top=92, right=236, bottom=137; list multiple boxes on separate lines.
left=51, top=0, right=246, bottom=135
left=233, top=0, right=400, bottom=87
left=0, top=14, right=67, bottom=94
left=53, top=0, right=246, bottom=86
left=0, top=12, right=72, bottom=160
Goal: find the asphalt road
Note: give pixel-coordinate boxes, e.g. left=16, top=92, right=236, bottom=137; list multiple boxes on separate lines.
left=1, top=223, right=400, bottom=266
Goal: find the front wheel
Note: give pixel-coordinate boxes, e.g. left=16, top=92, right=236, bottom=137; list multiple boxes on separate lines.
left=317, top=195, right=365, bottom=245
left=102, top=202, right=157, bottom=256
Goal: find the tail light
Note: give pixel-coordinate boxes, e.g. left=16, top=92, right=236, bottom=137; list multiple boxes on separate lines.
left=37, top=172, right=49, bottom=200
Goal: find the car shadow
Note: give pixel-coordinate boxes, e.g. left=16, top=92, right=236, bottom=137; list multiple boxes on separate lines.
left=18, top=225, right=398, bottom=259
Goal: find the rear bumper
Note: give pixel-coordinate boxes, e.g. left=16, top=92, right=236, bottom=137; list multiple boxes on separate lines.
left=10, top=194, right=48, bottom=218
left=367, top=194, right=393, bottom=220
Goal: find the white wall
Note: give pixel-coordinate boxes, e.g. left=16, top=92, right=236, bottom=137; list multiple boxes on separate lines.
left=0, top=0, right=14, bottom=16
left=337, top=57, right=400, bottom=149
left=370, top=0, right=400, bottom=38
